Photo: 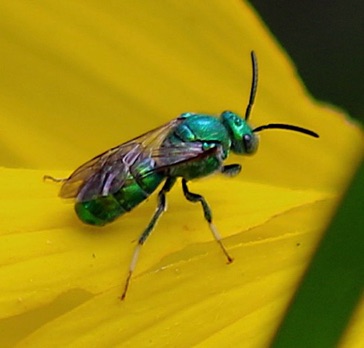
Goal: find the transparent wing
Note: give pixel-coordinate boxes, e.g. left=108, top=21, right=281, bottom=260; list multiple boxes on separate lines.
left=59, top=116, right=211, bottom=201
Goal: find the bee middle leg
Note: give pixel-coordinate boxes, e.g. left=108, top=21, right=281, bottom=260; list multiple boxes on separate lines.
left=121, top=176, right=176, bottom=300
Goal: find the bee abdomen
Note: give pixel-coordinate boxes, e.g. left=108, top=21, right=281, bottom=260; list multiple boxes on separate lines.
left=75, top=161, right=165, bottom=226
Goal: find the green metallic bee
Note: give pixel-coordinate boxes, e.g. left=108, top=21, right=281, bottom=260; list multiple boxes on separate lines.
left=46, top=51, right=318, bottom=299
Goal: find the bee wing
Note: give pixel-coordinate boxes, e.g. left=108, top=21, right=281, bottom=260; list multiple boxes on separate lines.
left=59, top=117, right=186, bottom=201
left=60, top=116, right=220, bottom=202
left=149, top=142, right=218, bottom=170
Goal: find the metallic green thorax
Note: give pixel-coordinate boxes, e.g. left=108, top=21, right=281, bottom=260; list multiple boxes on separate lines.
left=164, top=113, right=230, bottom=180
left=75, top=111, right=256, bottom=225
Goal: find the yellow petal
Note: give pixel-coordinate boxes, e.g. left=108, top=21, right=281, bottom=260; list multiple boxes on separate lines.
left=1, top=168, right=333, bottom=347
left=0, top=0, right=363, bottom=347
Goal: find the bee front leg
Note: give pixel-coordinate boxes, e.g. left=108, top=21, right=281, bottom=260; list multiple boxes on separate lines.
left=121, top=176, right=176, bottom=300
left=221, top=164, right=241, bottom=177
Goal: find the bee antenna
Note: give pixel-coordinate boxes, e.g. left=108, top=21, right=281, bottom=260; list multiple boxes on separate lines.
left=253, top=123, right=319, bottom=138
left=245, top=52, right=319, bottom=139
left=245, top=51, right=258, bottom=121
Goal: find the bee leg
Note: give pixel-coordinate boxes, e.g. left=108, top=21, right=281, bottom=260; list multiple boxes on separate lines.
left=121, top=176, right=176, bottom=300
left=221, top=164, right=241, bottom=177
left=43, top=175, right=67, bottom=183
left=181, top=178, right=233, bottom=264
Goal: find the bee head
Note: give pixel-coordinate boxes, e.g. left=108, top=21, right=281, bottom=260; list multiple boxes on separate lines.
left=221, top=51, right=318, bottom=156
left=221, top=111, right=259, bottom=155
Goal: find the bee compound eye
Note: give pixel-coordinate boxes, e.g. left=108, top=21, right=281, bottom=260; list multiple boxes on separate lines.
left=243, top=134, right=257, bottom=154
left=243, top=133, right=251, bottom=147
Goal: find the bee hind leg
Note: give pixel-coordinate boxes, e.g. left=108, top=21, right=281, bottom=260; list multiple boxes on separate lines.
left=43, top=175, right=67, bottom=183
left=181, top=178, right=233, bottom=264
left=120, top=176, right=177, bottom=301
